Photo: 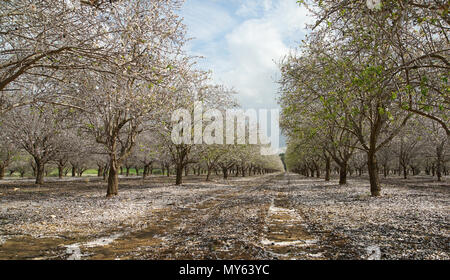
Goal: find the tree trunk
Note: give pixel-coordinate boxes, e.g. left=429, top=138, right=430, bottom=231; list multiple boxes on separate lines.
left=175, top=164, right=183, bottom=185
left=325, top=157, right=330, bottom=181
left=339, top=164, right=347, bottom=185
left=106, top=159, right=119, bottom=197
left=367, top=151, right=381, bottom=197
left=103, top=164, right=109, bottom=181
left=31, top=162, right=36, bottom=177
left=35, top=161, right=45, bottom=185
left=0, top=165, right=5, bottom=180
left=143, top=165, right=148, bottom=179
left=206, top=167, right=211, bottom=182
left=436, top=145, right=443, bottom=182
left=58, top=165, right=64, bottom=179
left=98, top=165, right=103, bottom=177
left=222, top=167, right=228, bottom=179
left=72, top=166, right=76, bottom=177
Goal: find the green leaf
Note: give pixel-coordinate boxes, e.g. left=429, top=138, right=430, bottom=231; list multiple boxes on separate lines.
left=386, top=111, right=394, bottom=121
left=391, top=92, right=397, bottom=100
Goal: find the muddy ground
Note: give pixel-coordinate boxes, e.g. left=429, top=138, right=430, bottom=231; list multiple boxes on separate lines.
left=0, top=173, right=448, bottom=260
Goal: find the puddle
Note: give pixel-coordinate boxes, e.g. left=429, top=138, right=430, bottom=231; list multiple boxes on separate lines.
left=65, top=244, right=84, bottom=260
left=0, top=235, right=66, bottom=260
left=261, top=239, right=318, bottom=247
left=65, top=233, right=124, bottom=260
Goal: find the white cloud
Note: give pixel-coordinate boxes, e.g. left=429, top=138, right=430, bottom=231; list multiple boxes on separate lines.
left=216, top=0, right=312, bottom=108
left=182, top=0, right=313, bottom=109
left=220, top=19, right=287, bottom=105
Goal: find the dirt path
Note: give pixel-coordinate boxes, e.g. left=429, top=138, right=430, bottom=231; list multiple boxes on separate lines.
left=67, top=173, right=325, bottom=260
left=1, top=173, right=448, bottom=259
left=1, top=173, right=326, bottom=260
left=260, top=174, right=324, bottom=259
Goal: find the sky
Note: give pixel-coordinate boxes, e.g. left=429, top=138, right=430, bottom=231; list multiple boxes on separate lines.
left=180, top=0, right=313, bottom=110
left=180, top=0, right=314, bottom=149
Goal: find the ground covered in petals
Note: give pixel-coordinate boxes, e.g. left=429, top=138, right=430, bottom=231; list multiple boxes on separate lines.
left=0, top=173, right=448, bottom=259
